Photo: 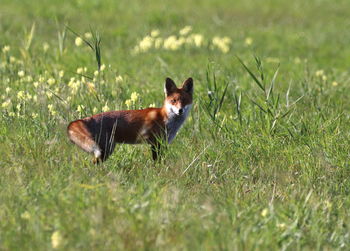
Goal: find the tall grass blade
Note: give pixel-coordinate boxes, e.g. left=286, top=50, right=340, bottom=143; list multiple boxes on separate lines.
left=267, top=66, right=279, bottom=100
left=236, top=56, right=265, bottom=92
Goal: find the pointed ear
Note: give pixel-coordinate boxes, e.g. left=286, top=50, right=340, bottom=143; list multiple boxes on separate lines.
left=182, top=77, right=193, bottom=95
left=164, top=77, right=177, bottom=96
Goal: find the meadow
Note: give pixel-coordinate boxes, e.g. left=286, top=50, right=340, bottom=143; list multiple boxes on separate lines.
left=1, top=0, right=350, bottom=249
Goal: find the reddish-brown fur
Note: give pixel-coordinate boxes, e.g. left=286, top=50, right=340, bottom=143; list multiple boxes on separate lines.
left=67, top=77, right=193, bottom=162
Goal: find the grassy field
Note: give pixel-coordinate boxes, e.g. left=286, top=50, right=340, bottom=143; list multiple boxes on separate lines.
left=1, top=0, right=350, bottom=249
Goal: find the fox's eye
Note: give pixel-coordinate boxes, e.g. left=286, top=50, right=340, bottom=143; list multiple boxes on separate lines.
left=172, top=99, right=176, bottom=104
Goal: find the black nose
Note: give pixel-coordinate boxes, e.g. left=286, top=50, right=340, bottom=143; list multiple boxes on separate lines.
left=179, top=108, right=183, bottom=114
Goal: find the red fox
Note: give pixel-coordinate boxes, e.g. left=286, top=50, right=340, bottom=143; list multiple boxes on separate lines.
left=67, top=77, right=193, bottom=163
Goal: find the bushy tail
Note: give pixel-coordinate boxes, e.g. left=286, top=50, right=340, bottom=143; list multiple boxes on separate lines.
left=67, top=120, right=102, bottom=158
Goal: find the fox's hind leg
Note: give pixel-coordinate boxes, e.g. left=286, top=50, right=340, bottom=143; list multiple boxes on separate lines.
left=67, top=120, right=103, bottom=163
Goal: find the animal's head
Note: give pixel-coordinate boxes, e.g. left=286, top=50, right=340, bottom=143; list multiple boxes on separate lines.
left=164, top=77, right=193, bottom=116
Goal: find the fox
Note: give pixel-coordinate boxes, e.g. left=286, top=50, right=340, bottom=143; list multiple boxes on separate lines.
left=67, top=77, right=193, bottom=163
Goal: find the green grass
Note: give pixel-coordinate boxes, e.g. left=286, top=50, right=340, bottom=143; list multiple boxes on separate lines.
left=1, top=0, right=350, bottom=249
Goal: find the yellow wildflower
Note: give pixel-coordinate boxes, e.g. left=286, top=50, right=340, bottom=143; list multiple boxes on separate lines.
left=47, top=78, right=56, bottom=85
left=125, top=99, right=132, bottom=108
left=179, top=26, right=192, bottom=36
left=18, top=70, right=25, bottom=78
left=245, top=37, right=253, bottom=46
left=139, top=36, right=153, bottom=52
left=130, top=92, right=139, bottom=102
left=68, top=78, right=81, bottom=94
left=315, top=70, right=324, bottom=77
left=86, top=82, right=96, bottom=94
left=25, top=75, right=33, bottom=82
left=46, top=92, right=53, bottom=99
left=1, top=100, right=11, bottom=108
left=2, top=45, right=10, bottom=53
left=51, top=231, right=63, bottom=249
left=100, top=64, right=106, bottom=71
left=192, top=34, right=204, bottom=47
left=115, top=75, right=123, bottom=83
left=17, top=91, right=25, bottom=99
left=43, top=42, right=50, bottom=52
left=102, top=103, right=109, bottom=112
left=277, top=223, right=286, bottom=229
left=77, top=67, right=84, bottom=74
left=76, top=105, right=85, bottom=113
left=75, top=37, right=83, bottom=46
left=39, top=75, right=45, bottom=82
left=48, top=104, right=56, bottom=116
left=149, top=103, right=156, bottom=108
left=84, top=32, right=92, bottom=39
left=154, top=38, right=163, bottom=49
left=164, top=35, right=180, bottom=50
left=261, top=208, right=268, bottom=217
left=177, top=37, right=186, bottom=46
left=20, top=211, right=31, bottom=220
left=31, top=113, right=38, bottom=119
left=9, top=56, right=16, bottom=63
left=150, top=29, right=160, bottom=37
left=132, top=46, right=140, bottom=55
left=92, top=107, right=98, bottom=114
left=332, top=81, right=338, bottom=86
left=59, top=70, right=64, bottom=78
left=212, top=36, right=230, bottom=53
left=222, top=36, right=231, bottom=44
left=5, top=87, right=11, bottom=93
left=94, top=70, right=99, bottom=76
left=26, top=93, right=32, bottom=100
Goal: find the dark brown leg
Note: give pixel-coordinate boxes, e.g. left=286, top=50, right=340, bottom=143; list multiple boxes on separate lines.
left=92, top=156, right=102, bottom=165
left=151, top=143, right=161, bottom=161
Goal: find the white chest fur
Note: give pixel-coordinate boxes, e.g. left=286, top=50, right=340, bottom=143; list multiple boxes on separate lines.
left=165, top=104, right=192, bottom=143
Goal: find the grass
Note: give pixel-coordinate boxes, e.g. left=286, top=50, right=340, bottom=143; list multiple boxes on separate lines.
left=1, top=0, right=350, bottom=249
